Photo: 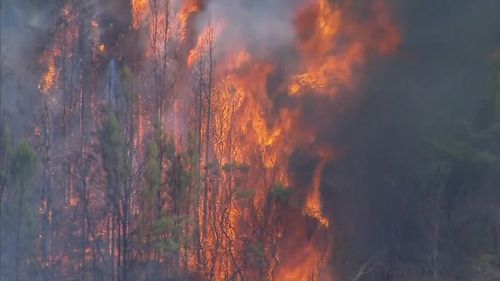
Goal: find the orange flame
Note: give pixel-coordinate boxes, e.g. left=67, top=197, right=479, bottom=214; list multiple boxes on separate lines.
left=132, top=0, right=149, bottom=29
left=38, top=4, right=79, bottom=95
left=130, top=0, right=399, bottom=278
left=187, top=25, right=214, bottom=67
left=39, top=55, right=58, bottom=94
left=291, top=0, right=400, bottom=97
left=177, top=0, right=203, bottom=42
left=34, top=0, right=401, bottom=279
left=304, top=157, right=332, bottom=228
left=198, top=0, right=400, bottom=279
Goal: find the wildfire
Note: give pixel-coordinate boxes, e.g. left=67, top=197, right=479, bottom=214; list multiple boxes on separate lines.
left=291, top=0, right=400, bottom=97
left=304, top=157, right=331, bottom=228
left=39, top=55, right=58, bottom=94
left=38, top=4, right=79, bottom=95
left=177, top=0, right=203, bottom=42
left=34, top=0, right=400, bottom=280
left=200, top=0, right=399, bottom=279
left=98, top=43, right=106, bottom=54
left=187, top=25, right=215, bottom=67
left=132, top=0, right=149, bottom=29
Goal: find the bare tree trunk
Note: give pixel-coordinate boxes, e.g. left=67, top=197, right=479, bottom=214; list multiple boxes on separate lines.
left=78, top=5, right=88, bottom=279
left=62, top=17, right=68, bottom=139
left=0, top=166, right=4, bottom=281
left=40, top=97, right=53, bottom=281
left=117, top=207, right=122, bottom=281
left=122, top=207, right=128, bottom=281
left=81, top=177, right=88, bottom=281
left=14, top=184, right=26, bottom=281
left=432, top=189, right=441, bottom=281
left=0, top=0, right=2, bottom=119
left=429, top=163, right=448, bottom=281
left=0, top=0, right=3, bottom=274
left=493, top=224, right=499, bottom=255
left=202, top=23, right=214, bottom=247
left=184, top=171, right=192, bottom=272
left=195, top=59, right=204, bottom=268
left=121, top=81, right=136, bottom=281
left=160, top=0, right=170, bottom=138
left=111, top=212, right=116, bottom=281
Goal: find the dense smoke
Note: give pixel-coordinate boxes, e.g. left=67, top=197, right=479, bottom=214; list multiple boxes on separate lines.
left=322, top=0, right=500, bottom=280
left=0, top=0, right=58, bottom=137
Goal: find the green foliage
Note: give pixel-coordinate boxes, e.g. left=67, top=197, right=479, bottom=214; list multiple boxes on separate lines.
left=153, top=216, right=181, bottom=254
left=121, top=65, right=138, bottom=106
left=471, top=151, right=498, bottom=169
left=180, top=162, right=192, bottom=193
left=0, top=125, right=10, bottom=187
left=222, top=163, right=232, bottom=172
left=153, top=216, right=175, bottom=235
left=0, top=124, right=8, bottom=150
left=247, top=242, right=266, bottom=266
left=186, top=131, right=200, bottom=163
left=414, top=67, right=500, bottom=280
left=475, top=58, right=500, bottom=129
left=165, top=136, right=176, bottom=161
left=144, top=141, right=161, bottom=195
left=10, top=142, right=36, bottom=186
left=235, top=187, right=255, bottom=200
left=100, top=111, right=126, bottom=188
left=494, top=59, right=500, bottom=121
left=222, top=162, right=249, bottom=173
left=433, top=136, right=497, bottom=180
left=100, top=112, right=123, bottom=160
left=269, top=184, right=292, bottom=204
left=421, top=157, right=451, bottom=194
left=156, top=238, right=179, bottom=254
left=5, top=141, right=39, bottom=272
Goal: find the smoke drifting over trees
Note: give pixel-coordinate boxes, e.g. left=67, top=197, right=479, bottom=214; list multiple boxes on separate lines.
left=1, top=0, right=499, bottom=281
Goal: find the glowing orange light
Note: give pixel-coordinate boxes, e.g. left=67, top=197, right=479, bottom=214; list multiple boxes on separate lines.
left=39, top=55, right=58, bottom=94
left=131, top=0, right=149, bottom=29
left=98, top=43, right=106, bottom=54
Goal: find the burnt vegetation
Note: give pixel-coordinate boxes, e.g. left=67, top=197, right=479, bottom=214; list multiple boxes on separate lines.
left=0, top=0, right=500, bottom=281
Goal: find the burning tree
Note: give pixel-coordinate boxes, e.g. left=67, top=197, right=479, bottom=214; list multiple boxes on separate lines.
left=31, top=1, right=500, bottom=281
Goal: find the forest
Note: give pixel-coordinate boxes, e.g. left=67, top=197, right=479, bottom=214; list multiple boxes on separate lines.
left=0, top=0, right=499, bottom=281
